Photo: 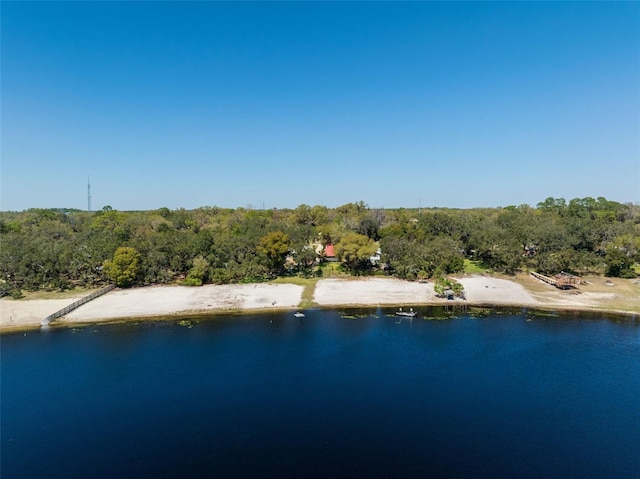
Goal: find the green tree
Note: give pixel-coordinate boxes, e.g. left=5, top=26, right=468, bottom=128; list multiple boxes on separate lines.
left=183, top=255, right=209, bottom=286
left=356, top=209, right=385, bottom=241
left=290, top=243, right=317, bottom=277
left=536, top=249, right=580, bottom=275
left=257, top=231, right=291, bottom=275
left=335, top=233, right=378, bottom=272
left=605, top=235, right=639, bottom=278
left=536, top=197, right=567, bottom=215
left=468, top=224, right=522, bottom=274
left=103, top=247, right=141, bottom=287
left=293, top=204, right=314, bottom=226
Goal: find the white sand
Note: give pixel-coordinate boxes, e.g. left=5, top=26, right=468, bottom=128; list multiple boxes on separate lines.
left=313, top=277, right=539, bottom=306
left=1, top=298, right=82, bottom=328
left=457, top=276, right=539, bottom=305
left=314, top=278, right=435, bottom=305
left=0, top=283, right=303, bottom=330
left=2, top=275, right=624, bottom=332
left=64, top=283, right=304, bottom=322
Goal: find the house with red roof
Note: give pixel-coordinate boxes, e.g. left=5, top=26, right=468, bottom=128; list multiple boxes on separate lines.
left=324, top=243, right=337, bottom=262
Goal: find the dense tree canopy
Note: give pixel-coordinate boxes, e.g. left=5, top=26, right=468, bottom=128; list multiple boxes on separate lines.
left=257, top=231, right=292, bottom=276
left=335, top=233, right=378, bottom=272
left=0, top=197, right=638, bottom=296
left=103, top=247, right=141, bottom=287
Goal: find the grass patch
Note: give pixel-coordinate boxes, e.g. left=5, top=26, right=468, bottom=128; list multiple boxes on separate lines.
left=17, top=287, right=99, bottom=300
left=269, top=276, right=319, bottom=308
left=463, top=259, right=489, bottom=275
left=318, top=262, right=349, bottom=277
left=270, top=276, right=315, bottom=287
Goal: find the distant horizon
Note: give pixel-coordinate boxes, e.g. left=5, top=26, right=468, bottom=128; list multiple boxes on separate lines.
left=2, top=2, right=638, bottom=212
left=2, top=194, right=638, bottom=214
left=3, top=179, right=638, bottom=213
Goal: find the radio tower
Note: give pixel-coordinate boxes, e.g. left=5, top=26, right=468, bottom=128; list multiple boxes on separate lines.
left=87, top=177, right=92, bottom=212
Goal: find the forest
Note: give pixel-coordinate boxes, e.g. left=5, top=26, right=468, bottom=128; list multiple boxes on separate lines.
left=1, top=197, right=639, bottom=298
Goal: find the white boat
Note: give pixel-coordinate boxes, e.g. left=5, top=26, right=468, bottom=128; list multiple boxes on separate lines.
left=396, top=308, right=416, bottom=317
left=294, top=312, right=305, bottom=318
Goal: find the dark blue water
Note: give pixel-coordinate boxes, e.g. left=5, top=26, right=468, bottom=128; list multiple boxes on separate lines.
left=2, top=308, right=639, bottom=478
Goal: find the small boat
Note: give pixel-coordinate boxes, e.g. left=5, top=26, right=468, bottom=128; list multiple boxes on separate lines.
left=395, top=308, right=416, bottom=317
left=293, top=312, right=305, bottom=318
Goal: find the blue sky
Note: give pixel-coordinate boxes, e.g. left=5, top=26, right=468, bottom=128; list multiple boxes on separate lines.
left=2, top=1, right=639, bottom=211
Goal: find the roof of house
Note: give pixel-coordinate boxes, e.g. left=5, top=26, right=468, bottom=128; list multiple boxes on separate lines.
left=324, top=244, right=335, bottom=257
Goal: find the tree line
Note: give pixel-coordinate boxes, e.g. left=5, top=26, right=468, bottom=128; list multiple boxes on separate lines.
left=1, top=197, right=638, bottom=297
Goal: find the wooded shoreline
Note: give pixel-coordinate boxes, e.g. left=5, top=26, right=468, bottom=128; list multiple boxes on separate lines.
left=2, top=198, right=638, bottom=332
left=1, top=198, right=639, bottom=300
left=2, top=275, right=637, bottom=333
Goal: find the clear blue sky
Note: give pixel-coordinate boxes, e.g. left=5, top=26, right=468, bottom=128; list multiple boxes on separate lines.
left=2, top=1, right=639, bottom=211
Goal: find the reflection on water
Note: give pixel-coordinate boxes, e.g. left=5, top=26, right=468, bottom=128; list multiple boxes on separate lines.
left=2, top=308, right=639, bottom=478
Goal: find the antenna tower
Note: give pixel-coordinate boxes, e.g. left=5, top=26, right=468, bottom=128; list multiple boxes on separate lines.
left=87, top=177, right=92, bottom=212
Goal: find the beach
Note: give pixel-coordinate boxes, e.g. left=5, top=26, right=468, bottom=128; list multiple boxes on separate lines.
left=1, top=275, right=638, bottom=332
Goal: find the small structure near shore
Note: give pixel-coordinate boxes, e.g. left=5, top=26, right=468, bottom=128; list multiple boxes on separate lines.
left=530, top=271, right=581, bottom=290
left=555, top=272, right=581, bottom=289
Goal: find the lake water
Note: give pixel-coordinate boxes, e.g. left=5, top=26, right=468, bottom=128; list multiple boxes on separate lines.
left=2, top=307, right=639, bottom=478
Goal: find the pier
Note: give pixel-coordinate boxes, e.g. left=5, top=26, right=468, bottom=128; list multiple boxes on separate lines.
left=41, top=284, right=116, bottom=327
left=530, top=271, right=580, bottom=290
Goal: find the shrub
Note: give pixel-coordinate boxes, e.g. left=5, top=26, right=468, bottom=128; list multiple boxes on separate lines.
left=434, top=277, right=464, bottom=297
left=180, top=277, right=202, bottom=287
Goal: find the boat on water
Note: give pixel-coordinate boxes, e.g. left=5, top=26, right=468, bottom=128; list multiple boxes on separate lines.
left=396, top=308, right=416, bottom=317
left=293, top=312, right=305, bottom=318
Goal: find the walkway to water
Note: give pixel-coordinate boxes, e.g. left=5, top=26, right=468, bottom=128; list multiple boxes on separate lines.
left=41, top=284, right=115, bottom=327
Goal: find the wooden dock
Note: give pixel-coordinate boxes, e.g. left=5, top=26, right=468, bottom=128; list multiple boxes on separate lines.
left=40, top=284, right=116, bottom=327
left=530, top=271, right=580, bottom=290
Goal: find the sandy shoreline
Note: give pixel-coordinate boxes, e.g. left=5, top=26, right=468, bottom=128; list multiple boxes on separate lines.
left=1, top=276, right=637, bottom=332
